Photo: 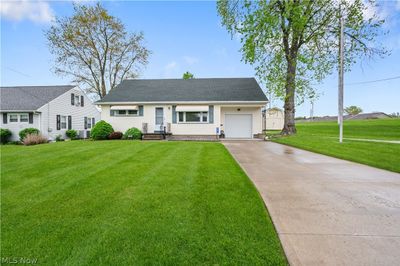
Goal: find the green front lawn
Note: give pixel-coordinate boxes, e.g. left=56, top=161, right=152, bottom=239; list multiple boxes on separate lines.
left=272, top=119, right=400, bottom=173
left=1, top=141, right=287, bottom=265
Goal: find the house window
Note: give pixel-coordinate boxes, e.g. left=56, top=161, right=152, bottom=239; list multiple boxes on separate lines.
left=113, top=110, right=138, bottom=116
left=75, top=95, right=80, bottom=106
left=20, top=114, right=29, bottom=122
left=178, top=112, right=208, bottom=123
left=9, top=114, right=18, bottom=122
left=87, top=117, right=92, bottom=129
left=60, top=116, right=67, bottom=129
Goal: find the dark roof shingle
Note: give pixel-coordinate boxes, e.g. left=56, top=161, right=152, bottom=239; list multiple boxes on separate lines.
left=97, top=78, right=267, bottom=103
left=0, top=85, right=74, bottom=111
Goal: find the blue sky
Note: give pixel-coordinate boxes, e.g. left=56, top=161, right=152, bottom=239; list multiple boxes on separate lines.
left=1, top=1, right=399, bottom=117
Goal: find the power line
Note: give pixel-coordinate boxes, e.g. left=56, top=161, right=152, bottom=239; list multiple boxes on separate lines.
left=346, top=75, right=400, bottom=86
left=4, top=67, right=31, bottom=78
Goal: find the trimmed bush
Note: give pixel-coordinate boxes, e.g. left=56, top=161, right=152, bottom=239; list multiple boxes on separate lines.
left=123, top=127, right=142, bottom=140
left=108, top=131, right=123, bottom=140
left=23, top=134, right=48, bottom=146
left=0, top=128, right=12, bottom=144
left=19, top=128, right=40, bottom=141
left=66, top=129, right=78, bottom=139
left=90, top=120, right=114, bottom=140
left=55, top=135, right=64, bottom=142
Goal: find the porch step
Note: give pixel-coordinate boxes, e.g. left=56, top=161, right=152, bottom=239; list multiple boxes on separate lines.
left=142, top=134, right=164, bottom=140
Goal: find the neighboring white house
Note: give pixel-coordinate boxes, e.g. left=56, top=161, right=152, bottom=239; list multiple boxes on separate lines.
left=0, top=85, right=100, bottom=141
left=264, top=107, right=284, bottom=130
left=96, top=78, right=268, bottom=139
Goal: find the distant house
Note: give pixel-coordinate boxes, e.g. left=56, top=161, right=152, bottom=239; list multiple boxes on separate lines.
left=263, top=107, right=284, bottom=130
left=345, top=112, right=391, bottom=120
left=96, top=78, right=268, bottom=139
left=298, top=112, right=392, bottom=123
left=0, top=85, right=100, bottom=141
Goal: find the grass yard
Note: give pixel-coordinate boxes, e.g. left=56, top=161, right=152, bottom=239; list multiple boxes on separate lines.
left=1, top=141, right=287, bottom=265
left=272, top=119, right=400, bottom=173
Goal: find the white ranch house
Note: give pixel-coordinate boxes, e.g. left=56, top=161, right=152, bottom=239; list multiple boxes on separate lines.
left=96, top=78, right=268, bottom=140
left=0, top=85, right=100, bottom=141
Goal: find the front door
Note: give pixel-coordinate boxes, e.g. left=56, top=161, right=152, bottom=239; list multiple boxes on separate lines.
left=155, top=107, right=164, bottom=132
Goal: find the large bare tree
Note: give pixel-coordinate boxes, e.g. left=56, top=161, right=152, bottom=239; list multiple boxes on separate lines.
left=46, top=3, right=150, bottom=98
left=217, top=0, right=387, bottom=134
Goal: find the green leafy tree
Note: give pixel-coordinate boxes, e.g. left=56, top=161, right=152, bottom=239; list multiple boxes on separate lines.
left=344, top=105, right=363, bottom=115
left=217, top=0, right=387, bottom=134
left=182, top=71, right=195, bottom=79
left=46, top=3, right=150, bottom=98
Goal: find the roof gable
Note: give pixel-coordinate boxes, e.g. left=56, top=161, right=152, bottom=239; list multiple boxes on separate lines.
left=0, top=85, right=74, bottom=111
left=97, top=78, right=268, bottom=103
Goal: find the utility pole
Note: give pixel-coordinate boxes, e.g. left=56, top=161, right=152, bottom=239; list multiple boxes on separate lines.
left=268, top=91, right=272, bottom=109
left=338, top=5, right=344, bottom=143
left=310, top=100, right=314, bottom=122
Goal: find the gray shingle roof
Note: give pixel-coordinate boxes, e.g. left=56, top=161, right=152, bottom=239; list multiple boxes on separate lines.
left=97, top=78, right=268, bottom=103
left=0, top=85, right=74, bottom=111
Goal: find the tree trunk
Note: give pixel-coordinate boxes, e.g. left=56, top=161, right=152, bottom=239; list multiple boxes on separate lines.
left=100, top=76, right=107, bottom=98
left=281, top=58, right=297, bottom=135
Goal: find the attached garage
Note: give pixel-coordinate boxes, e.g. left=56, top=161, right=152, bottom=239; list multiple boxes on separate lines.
left=224, top=114, right=252, bottom=138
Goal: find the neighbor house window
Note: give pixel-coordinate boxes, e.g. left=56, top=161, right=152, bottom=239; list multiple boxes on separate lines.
left=61, top=116, right=67, bottom=129
left=178, top=112, right=208, bottom=123
left=75, top=95, right=80, bottom=106
left=20, top=114, right=29, bottom=122
left=87, top=117, right=92, bottom=128
left=113, top=110, right=138, bottom=116
left=9, top=114, right=18, bottom=122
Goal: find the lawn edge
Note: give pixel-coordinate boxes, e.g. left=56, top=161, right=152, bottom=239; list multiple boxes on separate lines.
left=271, top=140, right=400, bottom=174
left=221, top=143, right=289, bottom=265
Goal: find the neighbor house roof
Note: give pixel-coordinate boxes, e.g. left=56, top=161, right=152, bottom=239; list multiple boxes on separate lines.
left=96, top=78, right=268, bottom=104
left=0, top=85, right=74, bottom=111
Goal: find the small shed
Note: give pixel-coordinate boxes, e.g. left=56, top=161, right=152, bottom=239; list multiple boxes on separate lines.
left=264, top=107, right=284, bottom=130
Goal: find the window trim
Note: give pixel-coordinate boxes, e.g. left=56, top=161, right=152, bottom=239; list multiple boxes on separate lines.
left=177, top=111, right=208, bottom=124
left=60, top=115, right=67, bottom=129
left=19, top=114, right=29, bottom=122
left=8, top=113, right=29, bottom=123
left=112, top=109, right=139, bottom=117
left=9, top=114, right=19, bottom=123
left=87, top=117, right=92, bottom=129
left=75, top=95, right=80, bottom=106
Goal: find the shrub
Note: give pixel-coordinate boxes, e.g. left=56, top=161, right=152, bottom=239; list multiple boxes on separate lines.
left=19, top=128, right=40, bottom=141
left=0, top=128, right=12, bottom=144
left=23, top=134, right=48, bottom=146
left=66, top=129, right=78, bottom=139
left=90, top=120, right=114, bottom=140
left=55, top=134, right=64, bottom=142
left=108, top=131, right=123, bottom=140
left=123, top=127, right=142, bottom=140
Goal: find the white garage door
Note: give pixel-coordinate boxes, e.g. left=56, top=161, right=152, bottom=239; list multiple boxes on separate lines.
left=225, top=114, right=252, bottom=138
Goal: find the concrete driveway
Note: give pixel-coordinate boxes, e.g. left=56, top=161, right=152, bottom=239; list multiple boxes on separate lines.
left=223, top=141, right=400, bottom=266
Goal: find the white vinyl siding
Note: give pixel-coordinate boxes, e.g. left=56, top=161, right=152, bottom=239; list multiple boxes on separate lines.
left=37, top=87, right=100, bottom=140
left=0, top=112, right=40, bottom=141
left=101, top=104, right=264, bottom=137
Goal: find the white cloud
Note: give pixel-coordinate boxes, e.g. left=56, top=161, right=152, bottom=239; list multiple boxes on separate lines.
left=0, top=0, right=54, bottom=23
left=183, top=56, right=199, bottom=65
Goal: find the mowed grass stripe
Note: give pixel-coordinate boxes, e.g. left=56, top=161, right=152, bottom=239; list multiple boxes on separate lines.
left=1, top=141, right=287, bottom=265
